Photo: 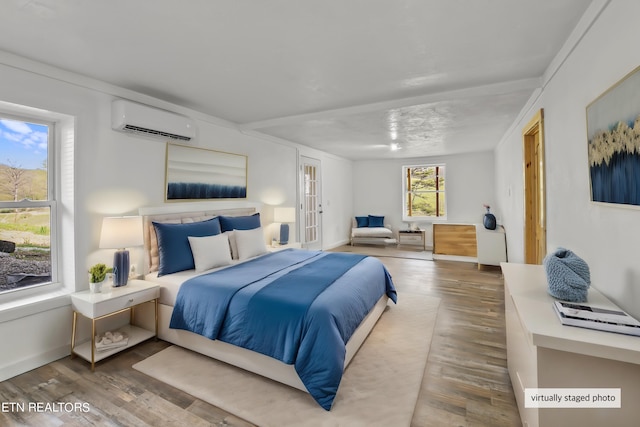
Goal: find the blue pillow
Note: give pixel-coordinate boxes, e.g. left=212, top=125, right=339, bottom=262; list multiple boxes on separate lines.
left=153, top=217, right=221, bottom=276
left=355, top=216, right=369, bottom=228
left=368, top=215, right=385, bottom=227
left=219, top=213, right=261, bottom=232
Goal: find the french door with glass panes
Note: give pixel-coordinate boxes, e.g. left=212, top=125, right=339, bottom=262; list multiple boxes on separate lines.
left=300, top=156, right=322, bottom=250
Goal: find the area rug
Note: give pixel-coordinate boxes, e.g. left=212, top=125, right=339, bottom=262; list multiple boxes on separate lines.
left=334, top=244, right=433, bottom=261
left=133, top=294, right=440, bottom=427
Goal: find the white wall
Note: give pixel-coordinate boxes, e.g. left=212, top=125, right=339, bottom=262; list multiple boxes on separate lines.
left=0, top=54, right=353, bottom=380
left=353, top=151, right=496, bottom=246
left=495, top=1, right=640, bottom=318
left=318, top=155, right=355, bottom=248
left=297, top=146, right=355, bottom=249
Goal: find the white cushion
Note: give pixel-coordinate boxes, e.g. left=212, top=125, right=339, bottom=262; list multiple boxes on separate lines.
left=235, top=227, right=268, bottom=260
left=188, top=233, right=232, bottom=272
left=352, top=227, right=394, bottom=238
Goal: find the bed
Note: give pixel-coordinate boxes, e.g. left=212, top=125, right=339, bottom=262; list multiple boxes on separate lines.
left=139, top=203, right=397, bottom=410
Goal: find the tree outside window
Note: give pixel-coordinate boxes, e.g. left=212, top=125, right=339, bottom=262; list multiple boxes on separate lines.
left=0, top=116, right=54, bottom=293
left=403, top=164, right=446, bottom=220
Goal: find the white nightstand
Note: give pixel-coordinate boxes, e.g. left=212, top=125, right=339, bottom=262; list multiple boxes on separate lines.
left=70, top=279, right=159, bottom=371
left=267, top=242, right=302, bottom=252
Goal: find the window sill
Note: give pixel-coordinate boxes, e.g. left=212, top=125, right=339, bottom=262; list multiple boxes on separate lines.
left=0, top=284, right=72, bottom=323
left=402, top=216, right=448, bottom=223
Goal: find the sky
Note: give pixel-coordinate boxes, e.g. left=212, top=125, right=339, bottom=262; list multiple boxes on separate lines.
left=0, top=118, right=48, bottom=170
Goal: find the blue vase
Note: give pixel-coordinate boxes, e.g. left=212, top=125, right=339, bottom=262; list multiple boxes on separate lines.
left=483, top=208, right=496, bottom=230
left=112, top=250, right=130, bottom=287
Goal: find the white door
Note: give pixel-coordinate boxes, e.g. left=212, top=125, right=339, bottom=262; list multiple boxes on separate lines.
left=300, top=156, right=322, bottom=250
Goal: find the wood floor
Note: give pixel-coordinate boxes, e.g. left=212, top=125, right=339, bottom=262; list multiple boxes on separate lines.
left=0, top=248, right=521, bottom=426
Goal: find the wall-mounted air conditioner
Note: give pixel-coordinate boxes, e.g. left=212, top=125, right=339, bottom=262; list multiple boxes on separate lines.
left=111, top=99, right=196, bottom=141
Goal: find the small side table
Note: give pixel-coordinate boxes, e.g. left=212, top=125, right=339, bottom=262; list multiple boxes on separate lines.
left=70, top=280, right=159, bottom=371
left=397, top=230, right=427, bottom=250
left=267, top=242, right=302, bottom=252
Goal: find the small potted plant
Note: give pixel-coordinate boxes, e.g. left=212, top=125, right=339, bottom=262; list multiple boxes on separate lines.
left=89, top=263, right=111, bottom=293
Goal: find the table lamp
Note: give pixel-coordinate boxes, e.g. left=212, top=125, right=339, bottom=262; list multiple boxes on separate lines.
left=273, top=207, right=296, bottom=245
left=99, top=216, right=143, bottom=287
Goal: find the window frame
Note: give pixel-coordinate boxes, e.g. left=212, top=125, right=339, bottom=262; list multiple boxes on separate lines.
left=0, top=113, right=58, bottom=295
left=401, top=163, right=447, bottom=222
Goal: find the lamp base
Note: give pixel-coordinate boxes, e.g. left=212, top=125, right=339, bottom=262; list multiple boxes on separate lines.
left=113, top=250, right=129, bottom=287
left=279, top=223, right=289, bottom=245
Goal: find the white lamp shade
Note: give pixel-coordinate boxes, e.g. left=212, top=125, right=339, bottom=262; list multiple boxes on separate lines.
left=273, top=207, right=296, bottom=223
left=99, top=216, right=144, bottom=249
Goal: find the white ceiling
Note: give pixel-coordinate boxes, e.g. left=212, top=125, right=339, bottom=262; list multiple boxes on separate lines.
left=0, top=0, right=592, bottom=160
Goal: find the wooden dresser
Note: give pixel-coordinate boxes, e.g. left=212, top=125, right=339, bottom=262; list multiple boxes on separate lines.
left=432, top=223, right=477, bottom=257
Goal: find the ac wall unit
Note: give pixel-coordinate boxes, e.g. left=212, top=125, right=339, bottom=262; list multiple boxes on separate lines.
left=111, top=99, right=196, bottom=141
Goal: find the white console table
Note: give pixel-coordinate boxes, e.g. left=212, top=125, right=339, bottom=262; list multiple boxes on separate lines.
left=502, top=262, right=640, bottom=427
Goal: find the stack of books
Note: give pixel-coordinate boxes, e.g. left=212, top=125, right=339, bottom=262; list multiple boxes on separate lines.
left=553, top=301, right=640, bottom=337
left=95, top=331, right=129, bottom=352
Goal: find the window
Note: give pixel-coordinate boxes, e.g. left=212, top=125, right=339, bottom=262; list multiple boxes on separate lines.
left=402, top=164, right=446, bottom=220
left=0, top=114, right=56, bottom=294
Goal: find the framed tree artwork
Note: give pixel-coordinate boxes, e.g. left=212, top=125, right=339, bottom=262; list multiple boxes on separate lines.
left=165, top=143, right=247, bottom=201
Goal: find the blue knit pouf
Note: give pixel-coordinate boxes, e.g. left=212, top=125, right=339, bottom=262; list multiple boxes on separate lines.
left=543, top=248, right=590, bottom=302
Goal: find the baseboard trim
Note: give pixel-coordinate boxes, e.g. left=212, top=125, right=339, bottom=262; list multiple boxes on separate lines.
left=432, top=254, right=477, bottom=263
left=323, top=239, right=350, bottom=250
left=0, top=344, right=69, bottom=382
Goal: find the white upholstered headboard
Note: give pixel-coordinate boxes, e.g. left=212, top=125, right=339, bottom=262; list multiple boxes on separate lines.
left=139, top=201, right=261, bottom=274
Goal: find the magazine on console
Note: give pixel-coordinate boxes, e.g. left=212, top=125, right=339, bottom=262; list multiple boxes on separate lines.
left=553, top=301, right=640, bottom=337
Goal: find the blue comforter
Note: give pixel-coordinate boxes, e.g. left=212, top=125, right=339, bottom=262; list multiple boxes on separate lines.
left=170, top=249, right=397, bottom=410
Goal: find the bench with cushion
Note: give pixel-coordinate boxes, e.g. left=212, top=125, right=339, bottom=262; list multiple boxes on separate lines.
left=350, top=215, right=396, bottom=246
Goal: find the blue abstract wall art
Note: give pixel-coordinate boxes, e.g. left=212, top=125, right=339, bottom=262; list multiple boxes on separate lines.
left=587, top=65, right=640, bottom=207
left=165, top=143, right=247, bottom=201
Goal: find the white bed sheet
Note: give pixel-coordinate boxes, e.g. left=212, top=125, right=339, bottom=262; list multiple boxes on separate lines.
left=146, top=259, right=243, bottom=305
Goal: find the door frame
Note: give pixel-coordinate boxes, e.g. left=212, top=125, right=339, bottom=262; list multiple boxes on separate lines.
left=522, top=108, right=546, bottom=264
left=298, top=155, right=323, bottom=250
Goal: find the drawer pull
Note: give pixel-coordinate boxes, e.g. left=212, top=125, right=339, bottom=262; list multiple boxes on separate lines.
left=128, top=298, right=134, bottom=303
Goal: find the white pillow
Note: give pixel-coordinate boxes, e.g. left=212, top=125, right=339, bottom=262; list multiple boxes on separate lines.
left=224, top=230, right=238, bottom=260
left=187, top=233, right=232, bottom=272
left=234, top=227, right=268, bottom=260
